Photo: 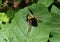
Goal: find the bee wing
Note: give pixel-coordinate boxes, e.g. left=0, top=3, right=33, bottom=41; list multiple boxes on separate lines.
left=35, top=16, right=43, bottom=20
left=35, top=16, right=43, bottom=23
left=28, top=19, right=32, bottom=32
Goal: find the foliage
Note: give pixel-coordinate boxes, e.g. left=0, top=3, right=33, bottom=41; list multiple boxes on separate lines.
left=0, top=0, right=2, bottom=6
left=0, top=13, right=9, bottom=23
left=0, top=0, right=60, bottom=42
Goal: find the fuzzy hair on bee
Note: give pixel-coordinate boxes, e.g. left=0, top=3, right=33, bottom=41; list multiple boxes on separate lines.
left=26, top=14, right=38, bottom=27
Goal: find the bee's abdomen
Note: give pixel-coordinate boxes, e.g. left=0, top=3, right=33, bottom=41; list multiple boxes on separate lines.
left=31, top=18, right=38, bottom=27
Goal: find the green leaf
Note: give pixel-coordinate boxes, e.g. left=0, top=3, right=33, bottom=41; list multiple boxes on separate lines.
left=0, top=3, right=52, bottom=42
left=50, top=5, right=60, bottom=27
left=0, top=0, right=60, bottom=42
left=6, top=8, right=20, bottom=19
left=50, top=27, right=60, bottom=42
left=57, top=0, right=60, bottom=2
left=6, top=8, right=17, bottom=19
left=51, top=5, right=60, bottom=14
left=0, top=13, right=9, bottom=23
left=38, top=0, right=54, bottom=7
left=50, top=5, right=60, bottom=42
left=0, top=0, right=2, bottom=6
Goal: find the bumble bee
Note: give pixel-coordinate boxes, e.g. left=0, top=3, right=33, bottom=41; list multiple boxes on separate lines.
left=26, top=14, right=38, bottom=32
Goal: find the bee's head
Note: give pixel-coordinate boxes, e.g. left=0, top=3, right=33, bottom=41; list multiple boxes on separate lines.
left=26, top=14, right=34, bottom=22
left=27, top=14, right=34, bottom=19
